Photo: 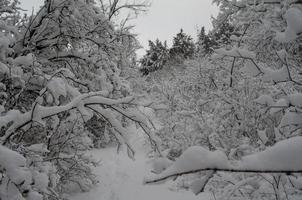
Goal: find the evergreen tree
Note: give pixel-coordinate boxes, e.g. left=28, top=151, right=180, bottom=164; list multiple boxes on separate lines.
left=196, top=26, right=213, bottom=55
left=170, top=29, right=195, bottom=60
left=139, top=39, right=169, bottom=75
left=209, top=21, right=235, bottom=47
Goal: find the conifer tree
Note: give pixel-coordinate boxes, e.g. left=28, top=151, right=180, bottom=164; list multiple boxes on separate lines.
left=139, top=39, right=169, bottom=75
left=196, top=26, right=213, bottom=55
left=170, top=29, right=195, bottom=60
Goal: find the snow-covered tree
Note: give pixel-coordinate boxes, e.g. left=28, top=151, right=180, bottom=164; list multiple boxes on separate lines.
left=170, top=29, right=195, bottom=61
left=196, top=26, right=213, bottom=55
left=139, top=39, right=169, bottom=76
left=0, top=0, right=159, bottom=199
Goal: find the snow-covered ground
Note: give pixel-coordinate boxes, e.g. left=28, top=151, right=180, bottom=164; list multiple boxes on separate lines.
left=70, top=132, right=207, bottom=200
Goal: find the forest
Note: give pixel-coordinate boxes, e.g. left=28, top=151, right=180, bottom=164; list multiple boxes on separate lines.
left=0, top=0, right=302, bottom=200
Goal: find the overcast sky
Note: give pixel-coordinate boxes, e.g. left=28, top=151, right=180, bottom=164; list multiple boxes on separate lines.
left=133, top=0, right=218, bottom=55
left=19, top=0, right=218, bottom=56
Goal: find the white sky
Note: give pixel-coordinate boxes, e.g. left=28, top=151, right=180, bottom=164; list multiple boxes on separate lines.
left=19, top=0, right=218, bottom=56
left=133, top=0, right=218, bottom=56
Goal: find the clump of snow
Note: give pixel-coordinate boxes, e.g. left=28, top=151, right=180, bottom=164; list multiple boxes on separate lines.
left=275, top=7, right=302, bottom=42
left=241, top=60, right=261, bottom=76
left=151, top=157, right=173, bottom=174
left=189, top=171, right=214, bottom=195
left=11, top=66, right=23, bottom=77
left=240, top=136, right=302, bottom=171
left=190, top=179, right=206, bottom=195
left=279, top=111, right=302, bottom=127
left=276, top=26, right=298, bottom=42
left=145, top=137, right=302, bottom=185
left=0, top=144, right=31, bottom=185
left=0, top=109, right=21, bottom=129
left=27, top=191, right=43, bottom=200
left=33, top=171, right=49, bottom=193
left=174, top=146, right=229, bottom=172
left=285, top=7, right=302, bottom=34
left=27, top=143, right=50, bottom=154
left=0, top=82, right=6, bottom=90
left=230, top=35, right=240, bottom=41
left=0, top=34, right=13, bottom=62
left=274, top=127, right=283, bottom=141
left=270, top=98, right=289, bottom=114
left=0, top=105, right=5, bottom=113
left=254, top=95, right=274, bottom=106
left=277, top=49, right=287, bottom=62
left=288, top=93, right=302, bottom=108
left=32, top=104, right=46, bottom=126
left=46, top=77, right=67, bottom=105
left=258, top=130, right=268, bottom=144
left=262, top=65, right=290, bottom=83
left=290, top=177, right=302, bottom=190
left=214, top=47, right=256, bottom=59
left=76, top=101, right=93, bottom=121
left=0, top=61, right=9, bottom=79
left=145, top=146, right=229, bottom=183
left=13, top=53, right=34, bottom=67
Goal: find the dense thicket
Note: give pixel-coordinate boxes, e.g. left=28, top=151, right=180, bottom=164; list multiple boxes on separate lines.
left=142, top=1, right=302, bottom=200
left=0, top=0, right=160, bottom=199
left=1, top=0, right=302, bottom=199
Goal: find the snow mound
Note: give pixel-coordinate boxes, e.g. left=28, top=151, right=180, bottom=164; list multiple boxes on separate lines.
left=262, top=65, right=290, bottom=83
left=27, top=143, right=50, bottom=153
left=240, top=136, right=302, bottom=171
left=254, top=95, right=274, bottom=106
left=275, top=7, right=302, bottom=42
left=151, top=157, right=173, bottom=174
left=144, top=146, right=229, bottom=183
left=174, top=146, right=229, bottom=172
left=0, top=145, right=32, bottom=185
left=46, top=78, right=67, bottom=105
left=241, top=60, right=261, bottom=76
left=145, top=137, right=302, bottom=184
left=270, top=98, right=289, bottom=114
left=13, top=53, right=34, bottom=67
left=288, top=93, right=302, bottom=108
left=279, top=111, right=302, bottom=127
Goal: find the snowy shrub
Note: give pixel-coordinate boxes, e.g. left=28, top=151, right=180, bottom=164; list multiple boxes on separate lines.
left=144, top=1, right=302, bottom=199
left=0, top=0, right=158, bottom=199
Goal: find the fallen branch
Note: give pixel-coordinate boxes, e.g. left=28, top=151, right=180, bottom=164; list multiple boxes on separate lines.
left=144, top=168, right=302, bottom=184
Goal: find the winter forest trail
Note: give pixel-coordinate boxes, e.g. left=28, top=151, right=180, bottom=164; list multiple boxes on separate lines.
left=70, top=130, right=208, bottom=200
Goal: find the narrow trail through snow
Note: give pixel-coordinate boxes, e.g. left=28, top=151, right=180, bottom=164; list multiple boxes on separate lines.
left=70, top=132, right=205, bottom=200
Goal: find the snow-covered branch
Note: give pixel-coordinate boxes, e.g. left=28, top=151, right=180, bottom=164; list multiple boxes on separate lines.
left=0, top=93, right=135, bottom=144
left=145, top=137, right=302, bottom=184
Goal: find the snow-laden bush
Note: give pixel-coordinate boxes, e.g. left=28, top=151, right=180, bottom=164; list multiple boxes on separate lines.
left=144, top=1, right=302, bottom=199
left=0, top=0, right=158, bottom=199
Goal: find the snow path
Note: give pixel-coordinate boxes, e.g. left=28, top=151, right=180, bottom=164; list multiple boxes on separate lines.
left=70, top=132, right=208, bottom=200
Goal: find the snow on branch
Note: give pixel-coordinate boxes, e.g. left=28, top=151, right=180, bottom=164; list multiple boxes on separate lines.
left=213, top=46, right=302, bottom=86
left=107, top=0, right=150, bottom=20
left=0, top=92, right=136, bottom=144
left=275, top=7, right=302, bottom=42
left=214, top=47, right=256, bottom=59
left=108, top=105, right=161, bottom=154
left=144, top=137, right=302, bottom=184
